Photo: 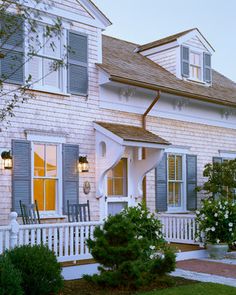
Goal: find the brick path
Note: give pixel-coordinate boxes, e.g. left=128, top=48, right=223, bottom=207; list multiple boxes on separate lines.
left=177, top=259, right=236, bottom=279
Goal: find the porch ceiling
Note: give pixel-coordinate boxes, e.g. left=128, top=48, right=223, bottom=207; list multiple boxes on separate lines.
left=94, top=121, right=170, bottom=147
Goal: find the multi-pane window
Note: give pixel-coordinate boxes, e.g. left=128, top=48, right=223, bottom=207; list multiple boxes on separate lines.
left=28, top=25, right=63, bottom=92
left=33, top=143, right=58, bottom=211
left=107, top=158, right=127, bottom=197
left=190, top=52, right=201, bottom=81
left=168, top=154, right=183, bottom=208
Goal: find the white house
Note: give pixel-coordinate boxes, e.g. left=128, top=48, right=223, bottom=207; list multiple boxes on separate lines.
left=0, top=0, right=236, bottom=235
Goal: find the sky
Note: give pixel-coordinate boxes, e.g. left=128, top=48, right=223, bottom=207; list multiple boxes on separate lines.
left=93, top=0, right=236, bottom=82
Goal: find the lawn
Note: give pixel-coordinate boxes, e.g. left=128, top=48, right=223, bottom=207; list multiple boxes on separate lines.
left=140, top=282, right=236, bottom=295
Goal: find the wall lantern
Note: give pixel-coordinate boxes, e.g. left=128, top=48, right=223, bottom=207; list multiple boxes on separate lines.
left=1, top=150, right=12, bottom=169
left=79, top=156, right=89, bottom=173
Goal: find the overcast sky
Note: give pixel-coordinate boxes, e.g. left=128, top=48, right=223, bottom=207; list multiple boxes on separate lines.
left=93, top=0, right=236, bottom=82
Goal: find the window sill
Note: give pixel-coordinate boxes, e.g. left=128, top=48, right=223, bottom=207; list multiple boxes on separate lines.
left=26, top=86, right=71, bottom=97
left=39, top=213, right=67, bottom=220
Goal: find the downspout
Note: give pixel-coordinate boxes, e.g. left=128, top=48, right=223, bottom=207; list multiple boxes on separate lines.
left=142, top=90, right=161, bottom=205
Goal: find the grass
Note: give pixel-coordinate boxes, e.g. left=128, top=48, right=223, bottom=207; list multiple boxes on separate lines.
left=140, top=282, right=236, bottom=295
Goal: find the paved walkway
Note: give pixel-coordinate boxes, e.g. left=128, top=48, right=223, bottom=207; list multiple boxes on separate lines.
left=177, top=259, right=236, bottom=278
left=171, top=258, right=236, bottom=287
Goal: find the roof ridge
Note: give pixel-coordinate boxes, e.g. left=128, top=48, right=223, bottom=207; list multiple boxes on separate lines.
left=102, top=34, right=139, bottom=46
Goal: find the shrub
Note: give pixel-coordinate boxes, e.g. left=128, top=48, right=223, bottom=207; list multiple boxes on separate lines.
left=0, top=255, right=23, bottom=295
left=86, top=204, right=176, bottom=288
left=196, top=197, right=236, bottom=245
left=6, top=244, right=63, bottom=295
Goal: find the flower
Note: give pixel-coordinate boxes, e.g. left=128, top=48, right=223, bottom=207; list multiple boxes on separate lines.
left=214, top=213, right=218, bottom=217
left=229, top=223, right=233, bottom=227
left=211, top=227, right=216, bottom=232
left=229, top=228, right=233, bottom=232
left=216, top=239, right=220, bottom=244
left=149, top=254, right=154, bottom=259
left=196, top=210, right=200, bottom=215
left=215, top=222, right=218, bottom=226
left=137, top=236, right=143, bottom=240
left=150, top=245, right=155, bottom=250
left=225, top=201, right=228, bottom=205
left=225, top=214, right=229, bottom=219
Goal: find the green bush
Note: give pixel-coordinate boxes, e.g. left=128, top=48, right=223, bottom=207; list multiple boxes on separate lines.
left=0, top=255, right=23, bottom=295
left=6, top=244, right=63, bottom=295
left=86, top=204, right=176, bottom=288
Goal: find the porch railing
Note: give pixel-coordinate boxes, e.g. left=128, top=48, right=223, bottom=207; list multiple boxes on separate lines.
left=157, top=213, right=198, bottom=245
left=0, top=212, right=103, bottom=262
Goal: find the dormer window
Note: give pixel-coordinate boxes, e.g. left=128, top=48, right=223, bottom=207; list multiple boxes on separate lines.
left=181, top=45, right=212, bottom=84
left=190, top=51, right=201, bottom=81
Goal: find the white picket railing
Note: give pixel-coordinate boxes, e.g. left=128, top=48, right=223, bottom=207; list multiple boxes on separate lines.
left=0, top=212, right=103, bottom=262
left=158, top=213, right=198, bottom=244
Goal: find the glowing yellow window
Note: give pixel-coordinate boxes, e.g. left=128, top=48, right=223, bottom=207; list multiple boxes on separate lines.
left=33, top=143, right=58, bottom=211
left=107, top=158, right=127, bottom=197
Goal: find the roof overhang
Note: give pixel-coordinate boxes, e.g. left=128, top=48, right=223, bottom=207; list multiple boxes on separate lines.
left=20, top=0, right=112, bottom=30
left=94, top=122, right=170, bottom=149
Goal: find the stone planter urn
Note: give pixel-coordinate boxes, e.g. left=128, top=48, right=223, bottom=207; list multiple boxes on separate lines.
left=206, top=244, right=228, bottom=259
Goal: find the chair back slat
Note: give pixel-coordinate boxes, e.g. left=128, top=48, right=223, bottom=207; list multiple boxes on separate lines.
left=67, top=200, right=90, bottom=222
left=19, top=200, right=41, bottom=225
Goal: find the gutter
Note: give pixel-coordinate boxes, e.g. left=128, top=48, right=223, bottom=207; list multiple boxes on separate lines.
left=109, top=75, right=236, bottom=108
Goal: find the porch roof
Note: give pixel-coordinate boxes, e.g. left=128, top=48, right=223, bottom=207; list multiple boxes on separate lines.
left=94, top=121, right=170, bottom=146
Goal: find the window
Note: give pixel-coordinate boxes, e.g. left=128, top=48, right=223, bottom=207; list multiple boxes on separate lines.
left=28, top=25, right=63, bottom=92
left=33, top=143, right=59, bottom=212
left=168, top=154, right=183, bottom=208
left=107, top=158, right=127, bottom=197
left=190, top=51, right=201, bottom=81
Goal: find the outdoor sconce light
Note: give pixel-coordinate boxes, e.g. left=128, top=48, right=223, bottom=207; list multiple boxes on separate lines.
left=1, top=150, right=12, bottom=169
left=79, top=156, right=89, bottom=173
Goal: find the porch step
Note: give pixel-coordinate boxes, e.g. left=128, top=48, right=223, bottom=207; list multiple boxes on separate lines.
left=170, top=243, right=204, bottom=253
left=61, top=258, right=95, bottom=268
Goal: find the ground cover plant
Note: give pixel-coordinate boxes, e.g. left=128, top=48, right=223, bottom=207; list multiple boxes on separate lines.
left=85, top=204, right=176, bottom=289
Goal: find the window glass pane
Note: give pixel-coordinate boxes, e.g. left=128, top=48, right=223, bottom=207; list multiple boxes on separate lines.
left=175, top=183, right=182, bottom=207
left=43, top=58, right=60, bottom=89
left=113, top=178, right=124, bottom=195
left=46, top=145, right=57, bottom=177
left=44, top=35, right=61, bottom=58
left=168, top=155, right=175, bottom=180
left=34, top=179, right=44, bottom=211
left=176, top=156, right=182, bottom=181
left=168, top=182, right=174, bottom=206
left=28, top=56, right=42, bottom=85
left=107, top=178, right=113, bottom=195
left=113, top=159, right=124, bottom=177
left=34, top=144, right=45, bottom=176
left=108, top=202, right=128, bottom=216
left=45, top=179, right=56, bottom=210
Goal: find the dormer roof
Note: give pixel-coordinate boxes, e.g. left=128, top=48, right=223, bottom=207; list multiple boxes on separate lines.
left=137, top=28, right=215, bottom=54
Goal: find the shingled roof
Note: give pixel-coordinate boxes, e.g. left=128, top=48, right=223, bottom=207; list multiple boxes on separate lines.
left=95, top=122, right=170, bottom=145
left=97, top=35, right=236, bottom=107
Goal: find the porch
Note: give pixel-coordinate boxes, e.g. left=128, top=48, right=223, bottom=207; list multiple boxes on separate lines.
left=0, top=212, right=200, bottom=267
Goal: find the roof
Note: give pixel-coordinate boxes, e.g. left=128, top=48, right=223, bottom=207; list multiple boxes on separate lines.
left=98, top=35, right=236, bottom=107
left=95, top=122, right=170, bottom=145
left=137, top=28, right=195, bottom=52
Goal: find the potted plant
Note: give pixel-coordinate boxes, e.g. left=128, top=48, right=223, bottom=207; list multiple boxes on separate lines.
left=196, top=197, right=236, bottom=259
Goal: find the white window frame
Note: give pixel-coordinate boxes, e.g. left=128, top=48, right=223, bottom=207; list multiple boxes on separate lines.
left=189, top=50, right=202, bottom=82
left=165, top=147, right=189, bottom=213
left=24, top=21, right=67, bottom=95
left=27, top=133, right=65, bottom=218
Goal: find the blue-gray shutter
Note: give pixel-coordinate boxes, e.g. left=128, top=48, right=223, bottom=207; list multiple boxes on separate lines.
left=0, top=14, right=24, bottom=84
left=12, top=140, right=31, bottom=215
left=181, top=46, right=190, bottom=78
left=186, top=155, right=197, bottom=211
left=213, top=157, right=223, bottom=163
left=62, top=144, right=79, bottom=214
left=155, top=153, right=167, bottom=212
left=203, top=52, right=212, bottom=83
left=68, top=32, right=88, bottom=95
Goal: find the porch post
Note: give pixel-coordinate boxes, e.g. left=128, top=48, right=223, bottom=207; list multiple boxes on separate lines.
left=9, top=212, right=19, bottom=249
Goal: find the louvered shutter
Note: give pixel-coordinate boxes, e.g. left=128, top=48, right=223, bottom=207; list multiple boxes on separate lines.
left=186, top=155, right=197, bottom=210
left=68, top=32, right=88, bottom=95
left=181, top=46, right=190, bottom=78
left=155, top=153, right=167, bottom=212
left=62, top=144, right=79, bottom=214
left=0, top=14, right=24, bottom=84
left=203, top=52, right=212, bottom=83
left=12, top=140, right=31, bottom=215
